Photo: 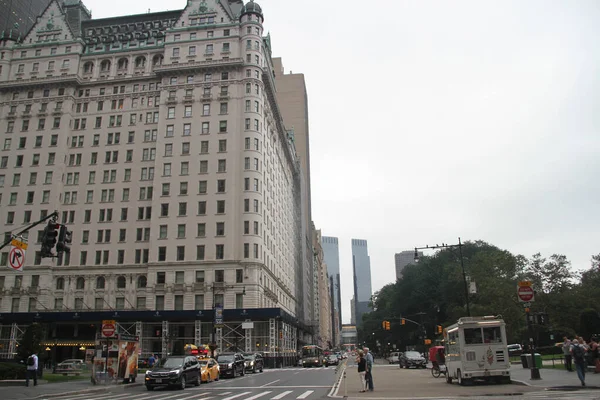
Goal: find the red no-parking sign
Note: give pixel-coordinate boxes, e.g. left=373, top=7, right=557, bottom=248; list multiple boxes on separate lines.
left=101, top=320, right=116, bottom=338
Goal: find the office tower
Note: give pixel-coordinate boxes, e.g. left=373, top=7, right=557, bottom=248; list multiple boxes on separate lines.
left=0, top=0, right=54, bottom=42
left=395, top=250, right=422, bottom=280
left=351, top=239, right=372, bottom=326
left=322, top=236, right=341, bottom=346
left=0, top=0, right=308, bottom=361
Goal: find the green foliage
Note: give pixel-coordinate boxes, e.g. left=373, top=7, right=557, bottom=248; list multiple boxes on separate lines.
left=359, top=240, right=600, bottom=349
left=16, top=323, right=45, bottom=362
left=0, top=362, right=27, bottom=379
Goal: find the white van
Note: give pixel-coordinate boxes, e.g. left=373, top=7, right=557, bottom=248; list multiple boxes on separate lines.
left=387, top=352, right=400, bottom=364
left=444, top=316, right=511, bottom=385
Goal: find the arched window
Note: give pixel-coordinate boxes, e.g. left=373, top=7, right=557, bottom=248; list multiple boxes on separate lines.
left=76, top=277, right=85, bottom=290
left=152, top=54, right=163, bottom=66
left=135, top=56, right=146, bottom=68
left=100, top=59, right=111, bottom=72
left=116, top=276, right=126, bottom=289
left=83, top=61, right=94, bottom=73
left=117, top=57, right=128, bottom=70
left=56, top=277, right=64, bottom=290
left=137, top=276, right=147, bottom=288
left=96, top=276, right=105, bottom=289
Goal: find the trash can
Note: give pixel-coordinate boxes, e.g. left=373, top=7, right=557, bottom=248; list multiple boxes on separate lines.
left=520, top=354, right=528, bottom=368
left=521, top=354, right=542, bottom=369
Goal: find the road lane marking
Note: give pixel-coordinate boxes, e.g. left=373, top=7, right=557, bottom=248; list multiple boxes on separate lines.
left=261, top=379, right=280, bottom=387
left=296, top=391, right=313, bottom=399
left=244, top=391, right=272, bottom=400
left=171, top=394, right=212, bottom=400
left=222, top=392, right=252, bottom=400
left=218, top=392, right=232, bottom=396
left=271, top=390, right=293, bottom=399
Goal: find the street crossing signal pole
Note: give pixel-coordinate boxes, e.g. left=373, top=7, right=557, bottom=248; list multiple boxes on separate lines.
left=525, top=306, right=541, bottom=380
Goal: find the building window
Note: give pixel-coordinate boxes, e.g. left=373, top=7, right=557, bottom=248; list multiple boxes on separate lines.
left=174, top=295, right=184, bottom=310
left=195, top=295, right=204, bottom=310
left=236, top=293, right=244, bottom=309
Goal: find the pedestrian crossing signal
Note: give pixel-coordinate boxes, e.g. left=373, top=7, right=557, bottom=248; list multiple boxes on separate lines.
left=384, top=321, right=390, bottom=330
left=436, top=325, right=443, bottom=334
left=401, top=318, right=406, bottom=325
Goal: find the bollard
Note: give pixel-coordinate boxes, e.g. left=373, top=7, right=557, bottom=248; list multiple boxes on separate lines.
left=343, top=370, right=347, bottom=398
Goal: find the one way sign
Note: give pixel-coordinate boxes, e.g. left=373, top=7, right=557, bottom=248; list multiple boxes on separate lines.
left=7, top=238, right=27, bottom=272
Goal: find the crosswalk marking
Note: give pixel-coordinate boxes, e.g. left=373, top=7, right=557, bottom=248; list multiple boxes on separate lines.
left=221, top=391, right=252, bottom=400
left=296, top=391, right=313, bottom=399
left=271, top=391, right=293, bottom=399
left=243, top=391, right=272, bottom=400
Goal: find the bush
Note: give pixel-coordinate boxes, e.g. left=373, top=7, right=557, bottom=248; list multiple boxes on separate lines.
left=0, top=362, right=27, bottom=380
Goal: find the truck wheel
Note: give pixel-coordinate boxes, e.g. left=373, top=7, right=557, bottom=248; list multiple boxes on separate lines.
left=457, top=370, right=469, bottom=386
left=446, top=374, right=452, bottom=384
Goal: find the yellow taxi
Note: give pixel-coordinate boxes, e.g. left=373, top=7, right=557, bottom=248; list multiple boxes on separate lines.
left=197, top=356, right=220, bottom=383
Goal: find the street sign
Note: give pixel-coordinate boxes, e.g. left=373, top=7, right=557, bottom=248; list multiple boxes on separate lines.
left=101, top=320, right=116, bottom=338
left=518, top=281, right=532, bottom=287
left=7, top=238, right=27, bottom=271
left=517, top=286, right=535, bottom=302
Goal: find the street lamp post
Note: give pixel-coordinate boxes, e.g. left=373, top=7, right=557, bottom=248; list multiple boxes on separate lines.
left=414, top=237, right=471, bottom=317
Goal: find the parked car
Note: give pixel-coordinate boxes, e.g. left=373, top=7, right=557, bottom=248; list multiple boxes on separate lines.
left=217, top=353, right=245, bottom=378
left=387, top=352, right=401, bottom=364
left=507, top=344, right=523, bottom=355
left=399, top=351, right=426, bottom=369
left=55, top=359, right=85, bottom=375
left=145, top=355, right=200, bottom=390
left=326, top=355, right=339, bottom=366
left=243, top=353, right=264, bottom=373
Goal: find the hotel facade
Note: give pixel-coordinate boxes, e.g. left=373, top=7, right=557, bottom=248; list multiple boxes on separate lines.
left=0, top=0, right=312, bottom=364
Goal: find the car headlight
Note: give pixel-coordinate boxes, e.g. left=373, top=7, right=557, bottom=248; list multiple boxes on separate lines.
left=145, top=370, right=150, bottom=375
left=228, top=363, right=233, bottom=368
left=250, top=361, right=254, bottom=366
left=170, top=369, right=181, bottom=375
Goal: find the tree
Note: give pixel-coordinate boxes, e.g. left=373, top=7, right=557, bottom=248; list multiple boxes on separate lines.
left=579, top=309, right=600, bottom=339
left=17, top=323, right=45, bottom=362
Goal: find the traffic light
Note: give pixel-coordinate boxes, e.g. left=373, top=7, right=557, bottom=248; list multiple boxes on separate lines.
left=279, top=331, right=283, bottom=339
left=56, top=224, right=72, bottom=254
left=436, top=325, right=443, bottom=334
left=401, top=318, right=406, bottom=325
left=41, top=221, right=60, bottom=257
left=382, top=321, right=386, bottom=329
left=386, top=321, right=391, bottom=330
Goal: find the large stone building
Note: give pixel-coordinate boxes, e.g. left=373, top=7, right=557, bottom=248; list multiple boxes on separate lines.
left=0, top=0, right=310, bottom=365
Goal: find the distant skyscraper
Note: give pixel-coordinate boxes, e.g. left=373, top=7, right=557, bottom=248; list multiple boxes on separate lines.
left=395, top=250, right=422, bottom=280
left=351, top=239, right=372, bottom=326
left=0, top=0, right=54, bottom=41
left=322, top=236, right=341, bottom=345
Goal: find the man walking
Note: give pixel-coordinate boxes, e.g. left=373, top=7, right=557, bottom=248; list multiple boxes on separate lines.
left=562, top=336, right=573, bottom=372
left=364, top=347, right=374, bottom=392
left=571, top=339, right=586, bottom=387
left=25, top=352, right=38, bottom=387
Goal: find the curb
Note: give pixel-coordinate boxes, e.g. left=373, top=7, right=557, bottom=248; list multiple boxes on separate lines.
left=328, top=362, right=347, bottom=398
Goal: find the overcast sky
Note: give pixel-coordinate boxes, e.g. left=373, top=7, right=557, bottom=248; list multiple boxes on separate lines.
left=84, top=0, right=600, bottom=324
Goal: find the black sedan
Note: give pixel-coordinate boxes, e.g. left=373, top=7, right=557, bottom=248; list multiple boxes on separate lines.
left=243, top=353, right=264, bottom=373
left=145, top=355, right=201, bottom=390
left=399, top=351, right=426, bottom=369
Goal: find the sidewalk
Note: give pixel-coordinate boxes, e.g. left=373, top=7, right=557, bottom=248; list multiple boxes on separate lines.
left=334, top=361, right=599, bottom=399
left=1, top=377, right=141, bottom=400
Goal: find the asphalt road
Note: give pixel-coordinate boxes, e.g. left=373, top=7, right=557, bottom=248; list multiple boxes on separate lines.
left=60, top=366, right=341, bottom=400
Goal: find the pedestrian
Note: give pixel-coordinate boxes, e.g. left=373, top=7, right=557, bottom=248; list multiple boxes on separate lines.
left=363, top=347, right=374, bottom=392
left=589, top=337, right=599, bottom=374
left=562, top=336, right=573, bottom=372
left=148, top=353, right=156, bottom=368
left=571, top=339, right=586, bottom=387
left=357, top=350, right=367, bottom=392
left=25, top=352, right=38, bottom=387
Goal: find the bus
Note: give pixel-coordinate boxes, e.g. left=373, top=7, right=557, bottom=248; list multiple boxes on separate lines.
left=444, top=316, right=511, bottom=385
left=300, top=345, right=325, bottom=368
